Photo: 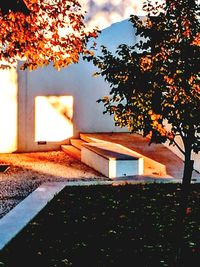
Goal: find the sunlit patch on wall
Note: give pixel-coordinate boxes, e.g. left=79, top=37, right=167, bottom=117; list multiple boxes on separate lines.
left=0, top=69, right=18, bottom=153
left=35, top=96, right=73, bottom=142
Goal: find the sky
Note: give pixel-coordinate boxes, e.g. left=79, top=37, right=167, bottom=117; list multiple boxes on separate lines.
left=80, top=0, right=200, bottom=30
left=79, top=0, right=147, bottom=30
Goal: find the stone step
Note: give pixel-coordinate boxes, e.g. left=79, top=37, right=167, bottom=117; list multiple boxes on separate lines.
left=70, top=139, right=87, bottom=150
left=61, top=145, right=81, bottom=160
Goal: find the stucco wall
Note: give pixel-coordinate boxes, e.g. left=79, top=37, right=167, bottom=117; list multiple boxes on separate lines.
left=17, top=19, right=136, bottom=151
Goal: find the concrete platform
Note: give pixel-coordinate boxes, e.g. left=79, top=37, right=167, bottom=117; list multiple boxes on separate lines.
left=80, top=133, right=167, bottom=177
left=80, top=133, right=200, bottom=180
left=81, top=142, right=144, bottom=179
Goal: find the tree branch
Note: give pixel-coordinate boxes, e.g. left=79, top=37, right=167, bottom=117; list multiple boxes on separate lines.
left=168, top=137, right=185, bottom=156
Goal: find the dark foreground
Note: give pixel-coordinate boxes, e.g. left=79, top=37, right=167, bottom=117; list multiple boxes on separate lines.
left=1, top=183, right=200, bottom=267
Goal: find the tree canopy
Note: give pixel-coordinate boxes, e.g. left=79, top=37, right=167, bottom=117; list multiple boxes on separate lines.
left=86, top=0, right=200, bottom=163
left=0, top=0, right=97, bottom=70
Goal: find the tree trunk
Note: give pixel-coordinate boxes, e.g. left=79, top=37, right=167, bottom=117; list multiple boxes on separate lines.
left=174, top=145, right=194, bottom=266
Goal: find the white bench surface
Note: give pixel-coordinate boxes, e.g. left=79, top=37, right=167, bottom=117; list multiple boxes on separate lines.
left=82, top=143, right=142, bottom=161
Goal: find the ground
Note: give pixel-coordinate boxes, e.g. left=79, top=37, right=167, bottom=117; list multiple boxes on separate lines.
left=1, top=133, right=199, bottom=219
left=0, top=150, right=105, bottom=218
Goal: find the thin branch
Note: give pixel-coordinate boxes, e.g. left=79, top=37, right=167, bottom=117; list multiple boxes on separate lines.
left=167, top=137, right=185, bottom=156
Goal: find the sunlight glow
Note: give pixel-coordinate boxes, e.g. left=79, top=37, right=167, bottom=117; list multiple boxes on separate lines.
left=35, top=96, right=73, bottom=142
left=0, top=69, right=18, bottom=153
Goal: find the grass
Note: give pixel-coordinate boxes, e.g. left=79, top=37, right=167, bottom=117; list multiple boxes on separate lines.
left=1, top=183, right=200, bottom=267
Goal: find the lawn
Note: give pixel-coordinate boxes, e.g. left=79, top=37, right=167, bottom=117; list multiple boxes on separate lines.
left=1, top=183, right=200, bottom=267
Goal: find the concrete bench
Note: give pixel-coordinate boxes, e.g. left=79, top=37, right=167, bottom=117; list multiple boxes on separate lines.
left=81, top=142, right=144, bottom=179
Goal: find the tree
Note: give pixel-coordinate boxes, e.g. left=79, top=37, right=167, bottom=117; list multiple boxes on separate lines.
left=0, top=0, right=97, bottom=70
left=85, top=0, right=200, bottom=265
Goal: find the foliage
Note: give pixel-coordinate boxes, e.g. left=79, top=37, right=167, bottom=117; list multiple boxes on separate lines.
left=85, top=0, right=200, bottom=159
left=0, top=0, right=97, bottom=70
left=1, top=184, right=200, bottom=267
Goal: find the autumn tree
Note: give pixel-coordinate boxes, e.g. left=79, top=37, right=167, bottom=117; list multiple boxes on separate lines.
left=85, top=0, right=200, bottom=264
left=0, top=0, right=97, bottom=70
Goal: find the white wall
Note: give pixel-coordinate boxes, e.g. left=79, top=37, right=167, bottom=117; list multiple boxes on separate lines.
left=17, top=19, right=136, bottom=151
left=0, top=69, right=18, bottom=153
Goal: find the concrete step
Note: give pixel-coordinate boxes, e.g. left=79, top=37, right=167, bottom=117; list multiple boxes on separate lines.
left=61, top=145, right=81, bottom=160
left=70, top=139, right=87, bottom=150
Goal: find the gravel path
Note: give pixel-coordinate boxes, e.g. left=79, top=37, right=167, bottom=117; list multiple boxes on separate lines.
left=0, top=150, right=105, bottom=218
